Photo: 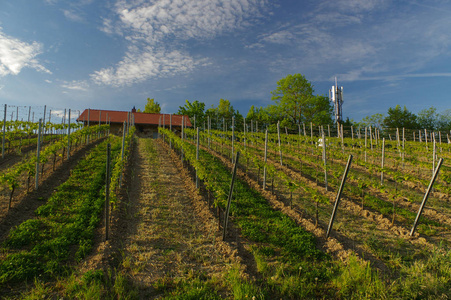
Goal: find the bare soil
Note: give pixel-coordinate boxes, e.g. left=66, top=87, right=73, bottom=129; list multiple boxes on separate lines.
left=80, top=138, right=243, bottom=299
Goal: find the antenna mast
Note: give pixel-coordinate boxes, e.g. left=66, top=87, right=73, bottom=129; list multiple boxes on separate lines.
left=329, top=77, right=344, bottom=137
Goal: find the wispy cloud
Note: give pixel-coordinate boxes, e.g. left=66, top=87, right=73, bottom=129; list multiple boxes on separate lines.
left=62, top=9, right=85, bottom=23
left=61, top=80, right=89, bottom=91
left=338, top=71, right=451, bottom=82
left=0, top=27, right=50, bottom=76
left=261, top=30, right=294, bottom=44
left=93, top=0, right=269, bottom=86
left=249, top=0, right=451, bottom=85
left=91, top=47, right=196, bottom=86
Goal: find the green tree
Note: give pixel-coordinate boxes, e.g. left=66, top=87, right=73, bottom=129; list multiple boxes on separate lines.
left=341, top=117, right=354, bottom=127
left=271, top=74, right=333, bottom=127
left=143, top=98, right=161, bottom=113
left=417, top=106, right=439, bottom=130
left=205, top=99, right=243, bottom=130
left=177, top=100, right=206, bottom=127
left=305, top=95, right=333, bottom=125
left=437, top=109, right=451, bottom=131
left=217, top=99, right=235, bottom=120
left=271, top=74, right=313, bottom=125
left=383, top=105, right=418, bottom=129
left=359, top=113, right=385, bottom=128
left=246, top=104, right=281, bottom=130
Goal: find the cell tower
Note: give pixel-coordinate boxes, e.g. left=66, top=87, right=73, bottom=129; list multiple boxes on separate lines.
left=329, top=77, right=344, bottom=135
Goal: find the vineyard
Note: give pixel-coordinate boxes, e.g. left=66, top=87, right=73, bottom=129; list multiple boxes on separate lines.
left=1, top=113, right=451, bottom=298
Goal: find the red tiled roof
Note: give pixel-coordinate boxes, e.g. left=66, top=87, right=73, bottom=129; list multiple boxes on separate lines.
left=76, top=109, right=192, bottom=127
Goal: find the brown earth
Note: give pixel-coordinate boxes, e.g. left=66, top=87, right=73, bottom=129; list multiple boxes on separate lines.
left=79, top=138, right=244, bottom=299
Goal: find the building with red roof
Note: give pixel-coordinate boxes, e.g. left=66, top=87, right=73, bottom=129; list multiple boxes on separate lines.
left=77, top=107, right=191, bottom=138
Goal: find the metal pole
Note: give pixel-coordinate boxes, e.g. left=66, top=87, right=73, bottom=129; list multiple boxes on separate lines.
left=365, top=127, right=367, bottom=163
left=223, top=151, right=240, bottom=241
left=98, top=111, right=101, bottom=139
left=169, top=114, right=172, bottom=150
left=119, top=122, right=126, bottom=186
left=181, top=116, right=184, bottom=162
left=196, top=127, right=199, bottom=189
left=2, top=104, right=6, bottom=159
left=410, top=158, right=444, bottom=236
left=232, top=116, right=235, bottom=163
left=42, top=105, right=46, bottom=134
left=381, top=138, right=385, bottom=185
left=105, top=143, right=111, bottom=240
left=87, top=109, right=90, bottom=144
left=323, top=132, right=328, bottom=191
left=433, top=139, right=436, bottom=175
left=35, top=119, right=43, bottom=190
left=208, top=116, right=211, bottom=149
left=67, top=109, right=71, bottom=159
left=263, top=130, right=268, bottom=190
left=326, top=155, right=353, bottom=238
left=369, top=126, right=373, bottom=150
left=278, top=121, right=282, bottom=166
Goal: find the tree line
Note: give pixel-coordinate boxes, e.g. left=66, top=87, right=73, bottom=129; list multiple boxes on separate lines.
left=358, top=105, right=451, bottom=131
left=139, top=73, right=451, bottom=132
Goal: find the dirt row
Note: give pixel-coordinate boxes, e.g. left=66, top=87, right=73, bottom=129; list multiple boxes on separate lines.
left=80, top=138, right=247, bottom=299
left=198, top=141, right=449, bottom=277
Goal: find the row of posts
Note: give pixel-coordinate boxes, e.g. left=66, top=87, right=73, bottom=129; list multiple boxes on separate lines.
left=157, top=114, right=446, bottom=239
left=1, top=105, right=87, bottom=159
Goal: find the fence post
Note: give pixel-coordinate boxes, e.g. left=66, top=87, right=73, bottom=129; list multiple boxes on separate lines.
left=196, top=127, right=199, bottom=189
left=365, top=127, right=368, bottom=163
left=232, top=116, right=235, bottom=163
left=67, top=109, right=71, bottom=159
left=35, top=119, right=43, bottom=190
left=277, top=121, right=283, bottom=166
left=263, top=130, right=268, bottom=190
left=326, top=154, right=353, bottom=238
left=432, top=139, right=436, bottom=175
left=42, top=105, right=46, bottom=137
left=105, top=143, right=111, bottom=240
left=381, top=138, right=385, bottom=185
left=322, top=132, right=328, bottom=191
left=119, top=122, right=126, bottom=186
left=223, top=151, right=240, bottom=241
left=169, top=114, right=172, bottom=150
left=181, top=116, right=184, bottom=162
left=410, top=158, right=443, bottom=236
left=87, top=109, right=90, bottom=144
left=2, top=104, right=6, bottom=159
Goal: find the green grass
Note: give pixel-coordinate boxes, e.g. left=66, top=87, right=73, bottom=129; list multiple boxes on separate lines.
left=0, top=138, right=121, bottom=286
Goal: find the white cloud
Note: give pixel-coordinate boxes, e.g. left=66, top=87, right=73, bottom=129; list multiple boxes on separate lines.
left=329, top=0, right=388, bottom=13
left=62, top=9, right=85, bottom=23
left=261, top=30, right=294, bottom=44
left=91, top=47, right=196, bottom=86
left=61, top=80, right=89, bottom=91
left=93, top=0, right=268, bottom=86
left=0, top=28, right=50, bottom=76
left=337, top=71, right=451, bottom=82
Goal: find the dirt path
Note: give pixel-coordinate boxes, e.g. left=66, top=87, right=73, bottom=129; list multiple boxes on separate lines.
left=119, top=138, right=235, bottom=298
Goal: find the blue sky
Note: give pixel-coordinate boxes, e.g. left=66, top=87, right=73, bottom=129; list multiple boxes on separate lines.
left=1, top=0, right=451, bottom=122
